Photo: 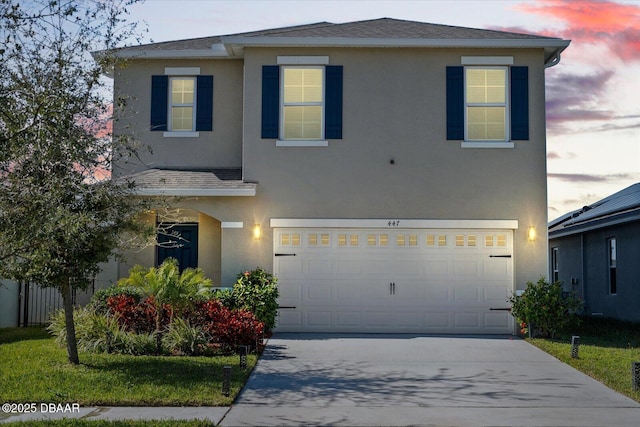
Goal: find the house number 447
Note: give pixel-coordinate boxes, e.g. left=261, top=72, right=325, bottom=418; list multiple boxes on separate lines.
left=388, top=220, right=401, bottom=227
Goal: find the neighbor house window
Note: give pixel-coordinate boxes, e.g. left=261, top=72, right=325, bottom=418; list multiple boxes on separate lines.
left=465, top=67, right=508, bottom=141
left=607, top=238, right=617, bottom=295
left=282, top=67, right=324, bottom=140
left=170, top=77, right=196, bottom=131
left=551, top=247, right=559, bottom=283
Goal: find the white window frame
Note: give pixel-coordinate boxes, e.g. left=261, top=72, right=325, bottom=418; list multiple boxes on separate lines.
left=464, top=65, right=511, bottom=144
left=168, top=76, right=197, bottom=133
left=163, top=67, right=200, bottom=138
left=278, top=65, right=327, bottom=146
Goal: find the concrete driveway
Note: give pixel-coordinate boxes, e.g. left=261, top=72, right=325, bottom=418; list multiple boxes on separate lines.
left=221, top=334, right=640, bottom=426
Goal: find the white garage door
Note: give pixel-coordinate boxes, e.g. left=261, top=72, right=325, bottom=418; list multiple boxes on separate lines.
left=274, top=226, right=514, bottom=334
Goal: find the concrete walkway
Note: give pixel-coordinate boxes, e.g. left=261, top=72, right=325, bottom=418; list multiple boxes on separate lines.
left=221, top=333, right=640, bottom=426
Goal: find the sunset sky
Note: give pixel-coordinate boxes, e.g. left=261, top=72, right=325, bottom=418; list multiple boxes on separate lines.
left=126, top=0, right=640, bottom=221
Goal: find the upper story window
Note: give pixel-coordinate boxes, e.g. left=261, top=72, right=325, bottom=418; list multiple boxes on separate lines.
left=447, top=57, right=528, bottom=148
left=282, top=67, right=324, bottom=140
left=170, top=77, right=196, bottom=132
left=150, top=68, right=213, bottom=137
left=465, top=67, right=508, bottom=141
left=262, top=57, right=343, bottom=146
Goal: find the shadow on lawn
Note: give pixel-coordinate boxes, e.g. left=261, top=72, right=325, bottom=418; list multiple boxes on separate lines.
left=80, top=355, right=248, bottom=388
left=554, top=316, right=640, bottom=350
left=0, top=326, right=50, bottom=344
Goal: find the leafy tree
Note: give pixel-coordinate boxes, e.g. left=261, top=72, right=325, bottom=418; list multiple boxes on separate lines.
left=0, top=0, right=149, bottom=364
left=117, top=258, right=213, bottom=353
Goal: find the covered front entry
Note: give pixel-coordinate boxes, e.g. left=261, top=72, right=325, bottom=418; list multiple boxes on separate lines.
left=273, top=220, right=516, bottom=334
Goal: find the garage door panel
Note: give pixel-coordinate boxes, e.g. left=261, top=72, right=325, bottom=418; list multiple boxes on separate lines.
left=425, top=286, right=451, bottom=302
left=363, top=259, right=392, bottom=274
left=453, top=259, right=482, bottom=276
left=424, top=312, right=450, bottom=328
left=454, top=312, right=480, bottom=328
left=453, top=286, right=481, bottom=302
left=336, top=311, right=361, bottom=327
left=278, top=310, right=302, bottom=328
left=275, top=227, right=514, bottom=334
left=336, top=259, right=363, bottom=275
left=307, top=311, right=332, bottom=327
left=305, top=281, right=333, bottom=302
left=484, top=286, right=511, bottom=302
left=276, top=257, right=302, bottom=276
left=424, top=260, right=450, bottom=277
left=484, top=312, right=510, bottom=328
left=307, top=258, right=331, bottom=275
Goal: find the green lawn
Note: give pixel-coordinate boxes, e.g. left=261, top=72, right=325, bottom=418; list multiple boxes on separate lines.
left=0, top=327, right=257, bottom=407
left=527, top=317, right=640, bottom=403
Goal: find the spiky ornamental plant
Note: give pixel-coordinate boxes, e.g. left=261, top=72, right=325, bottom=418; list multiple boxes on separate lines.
left=0, top=0, right=150, bottom=364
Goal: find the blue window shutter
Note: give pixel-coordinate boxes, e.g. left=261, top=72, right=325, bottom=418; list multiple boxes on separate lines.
left=446, top=67, right=464, bottom=140
left=261, top=65, right=280, bottom=139
left=196, top=75, right=213, bottom=131
left=325, top=65, right=343, bottom=139
left=150, top=75, right=168, bottom=131
left=511, top=66, right=529, bottom=140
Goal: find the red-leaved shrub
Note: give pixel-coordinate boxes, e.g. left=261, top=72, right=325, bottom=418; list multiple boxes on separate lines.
left=105, top=294, right=264, bottom=352
left=106, top=294, right=172, bottom=334
left=189, top=299, right=264, bottom=349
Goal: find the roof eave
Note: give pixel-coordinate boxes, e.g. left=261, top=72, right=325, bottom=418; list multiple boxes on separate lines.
left=221, top=36, right=571, bottom=61
left=132, top=188, right=257, bottom=197
left=549, top=209, right=640, bottom=239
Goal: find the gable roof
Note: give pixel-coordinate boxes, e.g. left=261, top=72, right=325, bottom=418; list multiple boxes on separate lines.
left=113, top=18, right=569, bottom=65
left=549, top=183, right=640, bottom=238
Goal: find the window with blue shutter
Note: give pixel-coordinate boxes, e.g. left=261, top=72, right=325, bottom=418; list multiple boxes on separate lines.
left=261, top=64, right=343, bottom=141
left=446, top=65, right=529, bottom=143
left=150, top=74, right=213, bottom=133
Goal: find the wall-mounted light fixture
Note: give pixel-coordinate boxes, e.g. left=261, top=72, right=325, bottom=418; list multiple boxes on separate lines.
left=528, top=226, right=536, bottom=242
left=253, top=224, right=261, bottom=240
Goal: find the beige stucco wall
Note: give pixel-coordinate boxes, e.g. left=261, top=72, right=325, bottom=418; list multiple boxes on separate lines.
left=113, top=58, right=244, bottom=175
left=240, top=47, right=549, bottom=290
left=114, top=45, right=550, bottom=291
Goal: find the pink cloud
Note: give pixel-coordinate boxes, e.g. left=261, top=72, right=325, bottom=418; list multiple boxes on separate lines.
left=516, top=0, right=640, bottom=61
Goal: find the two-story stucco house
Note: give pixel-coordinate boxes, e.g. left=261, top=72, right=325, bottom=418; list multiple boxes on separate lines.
left=111, top=18, right=570, bottom=334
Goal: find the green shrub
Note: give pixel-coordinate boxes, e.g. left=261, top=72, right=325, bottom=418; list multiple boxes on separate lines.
left=162, top=317, right=209, bottom=356
left=89, top=286, right=143, bottom=315
left=229, top=268, right=279, bottom=331
left=509, top=277, right=583, bottom=338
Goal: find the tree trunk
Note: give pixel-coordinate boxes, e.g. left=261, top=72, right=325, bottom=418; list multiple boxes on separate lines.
left=61, top=281, right=80, bottom=365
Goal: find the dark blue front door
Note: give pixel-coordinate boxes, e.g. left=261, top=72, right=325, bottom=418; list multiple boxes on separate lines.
left=156, top=224, right=198, bottom=271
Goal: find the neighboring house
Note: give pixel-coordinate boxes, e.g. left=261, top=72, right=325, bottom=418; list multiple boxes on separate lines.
left=548, top=183, right=640, bottom=323
left=110, top=18, right=570, bottom=334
